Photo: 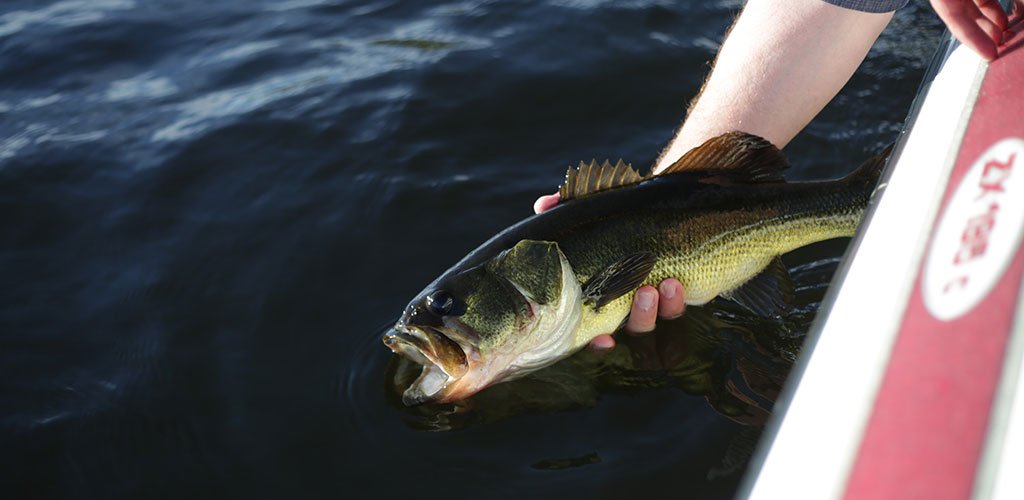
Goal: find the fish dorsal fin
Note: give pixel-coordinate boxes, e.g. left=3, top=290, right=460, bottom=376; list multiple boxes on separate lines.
left=661, top=132, right=789, bottom=183
left=559, top=159, right=644, bottom=202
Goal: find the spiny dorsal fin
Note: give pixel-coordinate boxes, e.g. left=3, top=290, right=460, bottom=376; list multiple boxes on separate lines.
left=661, top=131, right=789, bottom=183
left=559, top=159, right=644, bottom=202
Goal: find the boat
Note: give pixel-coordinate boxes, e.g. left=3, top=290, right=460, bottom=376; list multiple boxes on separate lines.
left=740, top=5, right=1024, bottom=500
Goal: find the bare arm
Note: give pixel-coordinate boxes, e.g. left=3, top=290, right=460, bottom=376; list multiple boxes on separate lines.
left=542, top=0, right=895, bottom=349
left=655, top=0, right=894, bottom=171
left=542, top=0, right=1014, bottom=349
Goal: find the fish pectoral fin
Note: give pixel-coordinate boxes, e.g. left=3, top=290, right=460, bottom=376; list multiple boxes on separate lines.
left=582, top=252, right=657, bottom=308
left=721, top=256, right=795, bottom=318
left=660, top=132, right=788, bottom=183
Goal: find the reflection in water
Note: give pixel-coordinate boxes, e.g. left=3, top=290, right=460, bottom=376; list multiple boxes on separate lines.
left=384, top=246, right=843, bottom=477
left=387, top=307, right=791, bottom=428
left=532, top=452, right=602, bottom=470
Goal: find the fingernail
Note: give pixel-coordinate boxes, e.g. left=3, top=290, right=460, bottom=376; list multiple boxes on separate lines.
left=659, top=281, right=676, bottom=300
left=636, top=289, right=655, bottom=310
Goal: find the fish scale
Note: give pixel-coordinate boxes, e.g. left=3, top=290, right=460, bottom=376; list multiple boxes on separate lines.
left=385, top=132, right=887, bottom=404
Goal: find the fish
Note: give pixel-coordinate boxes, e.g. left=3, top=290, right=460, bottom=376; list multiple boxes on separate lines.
left=383, top=131, right=887, bottom=405
left=386, top=305, right=806, bottom=430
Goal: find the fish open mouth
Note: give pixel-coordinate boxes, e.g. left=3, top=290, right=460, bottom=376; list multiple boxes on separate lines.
left=383, top=325, right=469, bottom=405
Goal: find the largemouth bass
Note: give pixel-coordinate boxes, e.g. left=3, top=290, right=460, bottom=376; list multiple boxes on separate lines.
left=384, top=132, right=886, bottom=405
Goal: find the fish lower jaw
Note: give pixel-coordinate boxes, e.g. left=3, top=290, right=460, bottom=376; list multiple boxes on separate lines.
left=402, top=364, right=453, bottom=405
left=429, top=346, right=563, bottom=403
left=402, top=354, right=511, bottom=405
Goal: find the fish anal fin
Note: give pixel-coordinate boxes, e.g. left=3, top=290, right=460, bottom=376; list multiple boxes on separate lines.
left=582, top=252, right=657, bottom=308
left=559, top=159, right=644, bottom=202
left=661, top=132, right=788, bottom=183
left=721, top=256, right=794, bottom=318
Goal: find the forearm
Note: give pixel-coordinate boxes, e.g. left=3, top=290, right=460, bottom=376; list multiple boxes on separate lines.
left=654, top=0, right=893, bottom=172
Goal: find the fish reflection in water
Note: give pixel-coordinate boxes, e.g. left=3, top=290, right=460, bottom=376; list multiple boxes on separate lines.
left=384, top=245, right=838, bottom=477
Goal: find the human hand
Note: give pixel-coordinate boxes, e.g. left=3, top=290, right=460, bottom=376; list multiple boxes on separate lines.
left=930, top=0, right=1010, bottom=61
left=533, top=193, right=687, bottom=352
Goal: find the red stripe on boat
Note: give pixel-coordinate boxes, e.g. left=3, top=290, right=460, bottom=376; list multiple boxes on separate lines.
left=843, top=33, right=1024, bottom=500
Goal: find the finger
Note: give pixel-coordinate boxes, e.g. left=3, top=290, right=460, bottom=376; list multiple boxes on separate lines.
left=977, top=0, right=1009, bottom=31
left=932, top=0, right=1000, bottom=60
left=1009, top=7, right=1024, bottom=31
left=533, top=193, right=560, bottom=214
left=1005, top=20, right=1024, bottom=44
left=1011, top=14, right=1024, bottom=33
left=657, top=279, right=686, bottom=319
left=953, top=15, right=1001, bottom=59
left=624, top=286, right=658, bottom=335
left=586, top=334, right=616, bottom=352
left=981, top=18, right=1004, bottom=47
left=968, top=6, right=1005, bottom=47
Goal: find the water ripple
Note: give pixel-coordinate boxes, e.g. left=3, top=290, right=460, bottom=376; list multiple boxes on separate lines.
left=153, top=31, right=484, bottom=143
left=105, top=73, right=179, bottom=102
left=0, top=0, right=136, bottom=38
left=0, top=0, right=944, bottom=497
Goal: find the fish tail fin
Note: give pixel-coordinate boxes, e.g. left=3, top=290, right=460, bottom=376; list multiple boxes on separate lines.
left=844, top=143, right=893, bottom=188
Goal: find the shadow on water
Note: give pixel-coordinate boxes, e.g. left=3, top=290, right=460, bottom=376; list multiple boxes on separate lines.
left=361, top=240, right=847, bottom=496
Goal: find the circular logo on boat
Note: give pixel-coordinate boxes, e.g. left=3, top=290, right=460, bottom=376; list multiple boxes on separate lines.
left=924, top=138, right=1024, bottom=321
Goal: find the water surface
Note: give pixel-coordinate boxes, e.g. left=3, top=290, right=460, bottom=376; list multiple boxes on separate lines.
left=0, top=1, right=943, bottom=498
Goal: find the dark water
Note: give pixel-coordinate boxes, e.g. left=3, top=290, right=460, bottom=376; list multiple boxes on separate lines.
left=0, top=1, right=942, bottom=498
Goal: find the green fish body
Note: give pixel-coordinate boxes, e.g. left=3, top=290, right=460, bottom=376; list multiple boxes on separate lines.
left=384, top=132, right=885, bottom=405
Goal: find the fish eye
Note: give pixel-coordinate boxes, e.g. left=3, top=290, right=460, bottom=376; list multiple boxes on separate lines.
left=426, top=290, right=455, bottom=316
